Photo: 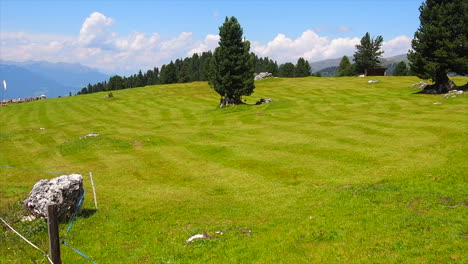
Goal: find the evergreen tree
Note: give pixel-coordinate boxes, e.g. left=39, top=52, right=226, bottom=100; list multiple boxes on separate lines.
left=266, top=60, right=279, bottom=76
left=153, top=67, right=160, bottom=84
left=393, top=61, right=408, bottom=76
left=278, top=62, right=295, bottom=77
left=200, top=51, right=213, bottom=81
left=190, top=54, right=201, bottom=81
left=108, top=75, right=124, bottom=90
left=87, top=83, right=93, bottom=94
left=354, top=32, right=384, bottom=74
left=336, top=56, right=355, bottom=76
left=178, top=59, right=191, bottom=83
left=160, top=61, right=177, bottom=84
left=79, top=87, right=88, bottom=94
left=295, top=57, right=311, bottom=77
left=210, top=17, right=255, bottom=106
left=136, top=70, right=145, bottom=87
left=408, top=0, right=467, bottom=93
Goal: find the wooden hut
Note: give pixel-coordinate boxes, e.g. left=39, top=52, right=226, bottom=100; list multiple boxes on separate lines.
left=365, top=68, right=387, bottom=76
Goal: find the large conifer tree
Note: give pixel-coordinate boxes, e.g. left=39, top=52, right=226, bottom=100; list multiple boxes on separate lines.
left=408, top=0, right=468, bottom=93
left=210, top=17, right=255, bottom=107
left=353, top=32, right=384, bottom=74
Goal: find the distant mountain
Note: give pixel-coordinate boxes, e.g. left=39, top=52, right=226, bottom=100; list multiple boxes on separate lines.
left=310, top=54, right=409, bottom=75
left=0, top=61, right=110, bottom=99
left=311, top=57, right=347, bottom=73
left=317, top=66, right=338, bottom=77
left=382, top=54, right=409, bottom=64
left=0, top=64, right=75, bottom=99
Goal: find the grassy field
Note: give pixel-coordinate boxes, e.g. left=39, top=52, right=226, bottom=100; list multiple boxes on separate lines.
left=0, top=76, right=467, bottom=263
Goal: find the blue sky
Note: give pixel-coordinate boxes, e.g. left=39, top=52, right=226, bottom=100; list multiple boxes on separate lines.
left=0, top=0, right=423, bottom=75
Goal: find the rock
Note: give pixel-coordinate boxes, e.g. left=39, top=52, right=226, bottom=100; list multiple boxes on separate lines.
left=254, top=72, right=273, bottom=81
left=444, top=89, right=464, bottom=98
left=20, top=215, right=36, bottom=222
left=411, top=81, right=428, bottom=89
left=23, top=174, right=84, bottom=220
left=80, top=133, right=100, bottom=139
left=186, top=233, right=212, bottom=242
left=255, top=98, right=272, bottom=105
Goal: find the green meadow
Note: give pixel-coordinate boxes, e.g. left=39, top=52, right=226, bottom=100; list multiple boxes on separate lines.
left=1, top=76, right=467, bottom=263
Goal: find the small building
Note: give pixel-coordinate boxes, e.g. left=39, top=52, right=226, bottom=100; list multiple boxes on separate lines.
left=365, top=68, right=387, bottom=76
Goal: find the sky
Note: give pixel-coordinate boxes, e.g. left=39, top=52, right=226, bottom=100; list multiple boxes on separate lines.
left=0, top=0, right=423, bottom=75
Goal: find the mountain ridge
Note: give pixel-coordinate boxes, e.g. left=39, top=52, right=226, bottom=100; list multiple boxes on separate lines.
left=0, top=61, right=110, bottom=99
left=311, top=53, right=408, bottom=73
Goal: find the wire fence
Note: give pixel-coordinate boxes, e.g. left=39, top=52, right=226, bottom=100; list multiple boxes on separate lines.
left=1, top=164, right=99, bottom=263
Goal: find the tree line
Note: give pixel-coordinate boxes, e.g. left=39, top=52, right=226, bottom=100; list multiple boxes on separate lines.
left=78, top=52, right=314, bottom=95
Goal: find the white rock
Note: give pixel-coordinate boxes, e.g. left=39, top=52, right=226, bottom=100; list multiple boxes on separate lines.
left=186, top=234, right=206, bottom=242
left=23, top=174, right=84, bottom=220
left=254, top=72, right=273, bottom=81
left=20, top=215, right=36, bottom=222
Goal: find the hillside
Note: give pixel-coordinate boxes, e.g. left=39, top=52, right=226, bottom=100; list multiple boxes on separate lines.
left=311, top=53, right=409, bottom=74
left=1, top=77, right=467, bottom=263
left=0, top=61, right=109, bottom=99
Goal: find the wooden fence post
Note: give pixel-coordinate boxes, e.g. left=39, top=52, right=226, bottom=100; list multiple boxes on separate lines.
left=47, top=204, right=62, bottom=264
left=89, top=172, right=98, bottom=209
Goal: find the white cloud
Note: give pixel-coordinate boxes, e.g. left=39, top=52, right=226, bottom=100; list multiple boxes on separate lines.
left=78, top=12, right=115, bottom=48
left=0, top=12, right=414, bottom=75
left=160, top=32, right=194, bottom=57
left=382, top=35, right=412, bottom=57
left=188, top=34, right=219, bottom=55
left=251, top=30, right=360, bottom=63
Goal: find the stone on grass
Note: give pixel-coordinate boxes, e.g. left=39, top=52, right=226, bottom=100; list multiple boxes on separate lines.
left=255, top=98, right=272, bottom=105
left=23, top=174, right=84, bottom=220
left=254, top=72, right=273, bottom=81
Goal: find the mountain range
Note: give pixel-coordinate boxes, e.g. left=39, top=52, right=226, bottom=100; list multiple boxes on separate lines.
left=311, top=54, right=408, bottom=73
left=0, top=61, right=109, bottom=99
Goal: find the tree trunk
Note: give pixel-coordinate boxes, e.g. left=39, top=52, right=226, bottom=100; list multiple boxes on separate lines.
left=219, top=96, right=244, bottom=107
left=420, top=73, right=456, bottom=94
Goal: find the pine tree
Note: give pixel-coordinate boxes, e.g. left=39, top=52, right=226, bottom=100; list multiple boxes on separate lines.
left=160, top=61, right=177, bottom=84
left=295, top=57, right=311, bottom=77
left=408, top=0, right=468, bottom=93
left=135, top=70, right=144, bottom=87
left=336, top=56, right=355, bottom=76
left=393, top=61, right=408, bottom=76
left=354, top=32, right=384, bottom=74
left=178, top=59, right=191, bottom=83
left=266, top=60, right=279, bottom=76
left=153, top=67, right=160, bottom=84
left=278, top=63, right=295, bottom=77
left=108, top=75, right=124, bottom=90
left=210, top=17, right=255, bottom=107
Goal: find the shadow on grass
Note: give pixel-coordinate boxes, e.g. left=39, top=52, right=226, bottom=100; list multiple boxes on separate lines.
left=79, top=208, right=97, bottom=219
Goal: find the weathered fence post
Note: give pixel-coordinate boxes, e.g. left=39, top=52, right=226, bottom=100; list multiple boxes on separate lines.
left=47, top=204, right=62, bottom=264
left=89, top=172, right=98, bottom=209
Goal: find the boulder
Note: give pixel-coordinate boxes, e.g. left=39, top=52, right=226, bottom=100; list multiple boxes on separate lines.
left=255, top=98, right=272, bottom=105
left=254, top=72, right=273, bottom=81
left=23, top=174, right=84, bottom=220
